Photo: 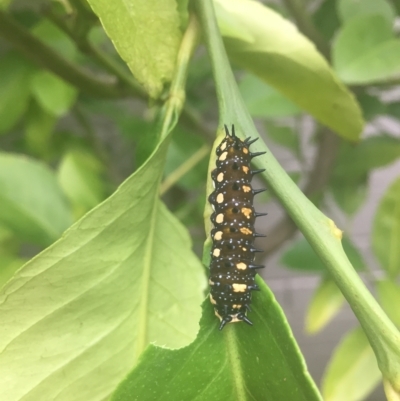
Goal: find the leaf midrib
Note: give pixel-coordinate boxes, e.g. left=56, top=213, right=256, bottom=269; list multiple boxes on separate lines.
left=136, top=192, right=160, bottom=356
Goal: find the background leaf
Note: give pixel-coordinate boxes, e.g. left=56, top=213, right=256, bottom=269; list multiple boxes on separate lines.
left=337, top=0, right=395, bottom=23
left=57, top=150, right=107, bottom=218
left=333, top=14, right=400, bottom=84
left=372, top=176, right=400, bottom=277
left=86, top=0, right=182, bottom=98
left=322, top=327, right=381, bottom=401
left=0, top=138, right=206, bottom=401
left=215, top=0, right=364, bottom=141
left=0, top=153, right=73, bottom=246
left=31, top=71, right=77, bottom=116
left=280, top=236, right=365, bottom=272
left=306, top=277, right=345, bottom=334
left=0, top=52, right=35, bottom=134
left=111, top=279, right=323, bottom=401
left=376, top=280, right=400, bottom=328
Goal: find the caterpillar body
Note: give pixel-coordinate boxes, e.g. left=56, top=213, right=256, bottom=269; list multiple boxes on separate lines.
left=208, top=124, right=267, bottom=330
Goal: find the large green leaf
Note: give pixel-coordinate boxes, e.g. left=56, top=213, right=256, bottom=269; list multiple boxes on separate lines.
left=111, top=278, right=323, bottom=401
left=372, top=177, right=400, bottom=277
left=0, top=138, right=206, bottom=401
left=0, top=52, right=35, bottom=135
left=239, top=73, right=301, bottom=118
left=214, top=0, right=364, bottom=141
left=86, top=0, right=182, bottom=98
left=377, top=280, right=400, bottom=328
left=306, top=277, right=345, bottom=334
left=333, top=14, right=400, bottom=84
left=0, top=153, right=73, bottom=246
left=322, top=327, right=381, bottom=401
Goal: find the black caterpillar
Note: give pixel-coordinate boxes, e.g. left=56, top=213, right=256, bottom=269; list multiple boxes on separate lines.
left=209, top=124, right=267, bottom=330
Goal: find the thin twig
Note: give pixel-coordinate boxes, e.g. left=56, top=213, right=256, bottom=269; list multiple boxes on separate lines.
left=160, top=143, right=210, bottom=195
left=0, top=11, right=128, bottom=98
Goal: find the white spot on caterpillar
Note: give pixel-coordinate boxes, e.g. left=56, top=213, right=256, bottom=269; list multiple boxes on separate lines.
left=217, top=172, right=224, bottom=182
left=242, top=185, right=251, bottom=193
left=240, top=227, right=252, bottom=235
left=242, top=166, right=249, bottom=174
left=216, top=193, right=224, bottom=203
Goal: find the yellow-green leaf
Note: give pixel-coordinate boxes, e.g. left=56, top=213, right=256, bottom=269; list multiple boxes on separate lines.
left=87, top=0, right=182, bottom=98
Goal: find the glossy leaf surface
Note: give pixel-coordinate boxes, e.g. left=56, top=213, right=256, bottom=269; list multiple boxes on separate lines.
left=0, top=139, right=205, bottom=401
left=111, top=278, right=323, bottom=401
left=215, top=0, right=364, bottom=140
left=87, top=0, right=182, bottom=98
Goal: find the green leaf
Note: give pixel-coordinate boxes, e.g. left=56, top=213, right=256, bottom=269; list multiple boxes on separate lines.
left=0, top=153, right=73, bottom=246
left=372, top=177, right=400, bottom=277
left=330, top=177, right=368, bottom=215
left=0, top=138, right=206, bottom=401
left=0, top=256, right=26, bottom=290
left=356, top=92, right=386, bottom=121
left=333, top=14, right=400, bottom=84
left=239, top=73, right=301, bottom=118
left=31, top=71, right=77, bottom=116
left=86, top=0, right=182, bottom=98
left=265, top=122, right=299, bottom=155
left=337, top=0, right=395, bottom=23
left=376, top=280, right=400, bottom=328
left=322, top=326, right=381, bottom=401
left=32, top=19, right=77, bottom=61
left=57, top=150, right=107, bottom=218
left=215, top=0, right=364, bottom=141
left=164, top=128, right=208, bottom=190
left=306, top=277, right=345, bottom=334
left=312, top=0, right=341, bottom=41
left=24, top=101, right=56, bottom=157
left=0, top=0, right=12, bottom=9
left=111, top=280, right=323, bottom=401
left=333, top=135, right=400, bottom=180
left=281, top=236, right=365, bottom=272
left=0, top=52, right=35, bottom=134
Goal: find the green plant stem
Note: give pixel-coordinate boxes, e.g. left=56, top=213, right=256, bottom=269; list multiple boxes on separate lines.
left=160, top=143, right=210, bottom=195
left=157, top=14, right=200, bottom=142
left=196, top=0, right=400, bottom=392
left=0, top=11, right=128, bottom=98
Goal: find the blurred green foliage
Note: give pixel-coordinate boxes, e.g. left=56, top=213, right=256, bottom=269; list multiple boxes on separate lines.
left=0, top=0, right=400, bottom=400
